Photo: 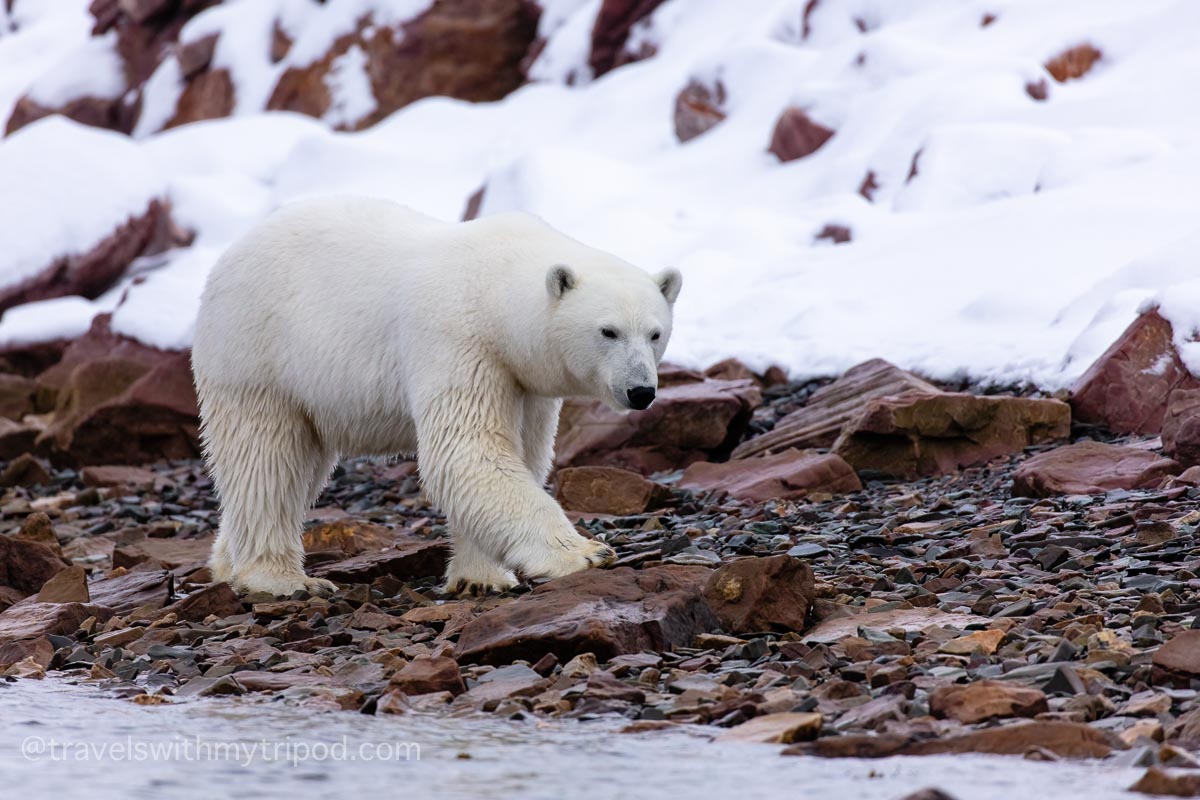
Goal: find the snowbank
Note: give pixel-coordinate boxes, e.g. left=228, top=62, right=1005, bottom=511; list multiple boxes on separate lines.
left=1, top=0, right=1199, bottom=389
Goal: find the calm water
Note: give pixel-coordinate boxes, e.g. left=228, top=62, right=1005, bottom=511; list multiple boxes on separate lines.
left=0, top=679, right=1148, bottom=800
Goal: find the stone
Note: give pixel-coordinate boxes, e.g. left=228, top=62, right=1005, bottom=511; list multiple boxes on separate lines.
left=768, top=107, right=835, bottom=162
left=588, top=0, right=667, bottom=78
left=1013, top=441, right=1180, bottom=497
left=113, top=535, right=213, bottom=570
left=80, top=465, right=170, bottom=490
left=165, top=583, right=242, bottom=622
left=937, top=629, right=1005, bottom=656
left=268, top=0, right=539, bottom=131
left=310, top=535, right=449, bottom=583
left=1071, top=309, right=1199, bottom=435
left=15, top=512, right=59, bottom=552
left=929, top=680, right=1048, bottom=723
left=390, top=655, right=466, bottom=697
left=783, top=733, right=912, bottom=759
left=165, top=68, right=234, bottom=129
left=674, top=79, right=726, bottom=142
left=34, top=565, right=90, bottom=604
left=556, top=377, right=761, bottom=474
left=555, top=466, right=662, bottom=515
left=1163, top=389, right=1200, bottom=466
left=1153, top=630, right=1200, bottom=680
left=458, top=663, right=547, bottom=708
left=715, top=712, right=823, bottom=744
left=704, top=555, right=815, bottom=634
left=804, top=607, right=989, bottom=645
left=0, top=373, right=35, bottom=420
left=455, top=565, right=718, bottom=665
left=0, top=601, right=113, bottom=651
left=0, top=418, right=40, bottom=460
left=1129, top=767, right=1200, bottom=797
left=834, top=392, right=1070, bottom=479
left=0, top=534, right=69, bottom=594
left=901, top=720, right=1121, bottom=758
left=301, top=520, right=397, bottom=556
left=734, top=360, right=939, bottom=459
left=0, top=453, right=52, bottom=487
left=679, top=449, right=861, bottom=502
left=86, top=569, right=173, bottom=614
left=896, top=792, right=960, bottom=800
left=1046, top=43, right=1102, bottom=83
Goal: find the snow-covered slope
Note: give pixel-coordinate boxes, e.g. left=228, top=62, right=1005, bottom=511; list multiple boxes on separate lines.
left=1, top=0, right=1198, bottom=389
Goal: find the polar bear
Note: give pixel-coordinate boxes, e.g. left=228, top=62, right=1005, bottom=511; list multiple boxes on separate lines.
left=191, top=196, right=681, bottom=597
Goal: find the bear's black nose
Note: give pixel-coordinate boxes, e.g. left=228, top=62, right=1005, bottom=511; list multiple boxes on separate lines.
left=627, top=386, right=656, bottom=410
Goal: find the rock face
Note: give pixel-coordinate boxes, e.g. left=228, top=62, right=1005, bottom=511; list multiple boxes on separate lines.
left=674, top=79, right=726, bottom=142
left=1163, top=389, right=1200, bottom=467
left=768, top=107, right=835, bottom=162
left=32, top=315, right=200, bottom=465
left=0, top=200, right=172, bottom=314
left=679, top=449, right=861, bottom=502
left=734, top=360, right=937, bottom=459
left=454, top=565, right=717, bottom=665
left=588, top=0, right=667, bottom=78
left=833, top=392, right=1070, bottom=479
left=1012, top=441, right=1181, bottom=497
left=268, top=0, right=540, bottom=131
left=929, top=680, right=1048, bottom=724
left=554, top=466, right=662, bottom=515
left=556, top=377, right=761, bottom=474
left=704, top=555, right=815, bottom=634
left=1071, top=309, right=1199, bottom=435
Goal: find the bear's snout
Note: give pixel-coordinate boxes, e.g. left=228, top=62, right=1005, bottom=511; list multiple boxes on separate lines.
left=627, top=386, right=656, bottom=410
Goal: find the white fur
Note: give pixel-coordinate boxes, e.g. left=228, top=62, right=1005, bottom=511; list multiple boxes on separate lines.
left=191, top=196, right=680, bottom=596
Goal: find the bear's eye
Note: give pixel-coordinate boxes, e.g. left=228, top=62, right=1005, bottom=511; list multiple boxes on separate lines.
left=601, top=328, right=618, bottom=339
left=650, top=332, right=661, bottom=342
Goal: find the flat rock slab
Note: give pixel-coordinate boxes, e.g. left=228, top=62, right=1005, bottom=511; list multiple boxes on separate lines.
left=1152, top=630, right=1200, bottom=682
left=803, top=607, right=990, bottom=645
left=311, top=535, right=449, bottom=584
left=1071, top=308, right=1200, bottom=435
left=86, top=569, right=173, bottom=614
left=554, top=466, right=663, bottom=516
left=0, top=535, right=69, bottom=594
left=734, top=359, right=936, bottom=459
left=833, top=391, right=1070, bottom=479
left=716, top=712, right=823, bottom=743
left=454, top=565, right=718, bottom=665
left=679, top=449, right=861, bottom=502
left=929, top=680, right=1048, bottom=724
left=1012, top=440, right=1180, bottom=497
left=901, top=720, right=1123, bottom=759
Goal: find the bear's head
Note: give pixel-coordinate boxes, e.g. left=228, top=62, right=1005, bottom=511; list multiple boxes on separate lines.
left=545, top=261, right=682, bottom=413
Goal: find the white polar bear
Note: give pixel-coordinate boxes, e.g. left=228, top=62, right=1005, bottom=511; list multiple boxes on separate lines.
left=191, top=196, right=681, bottom=597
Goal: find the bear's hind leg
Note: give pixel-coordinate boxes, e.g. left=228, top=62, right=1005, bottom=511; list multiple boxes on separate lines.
left=201, top=386, right=338, bottom=597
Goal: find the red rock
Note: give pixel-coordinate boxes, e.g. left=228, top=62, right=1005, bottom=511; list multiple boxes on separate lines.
left=165, top=582, right=243, bottom=622
left=783, top=733, right=911, bottom=758
left=679, top=449, right=861, bottom=502
left=804, top=607, right=989, bottom=644
left=15, top=513, right=59, bottom=554
left=5, top=94, right=129, bottom=137
left=0, top=453, right=52, bottom=487
left=834, top=391, right=1071, bottom=479
left=35, top=566, right=90, bottom=604
left=716, top=712, right=823, bottom=743
left=589, top=0, right=666, bottom=77
left=929, top=680, right=1048, bottom=724
left=768, top=106, right=835, bottom=162
left=0, top=419, right=40, bottom=460
left=310, top=534, right=449, bottom=584
left=390, top=655, right=466, bottom=697
left=704, top=358, right=758, bottom=384
left=1013, top=441, right=1181, bottom=497
left=1046, top=43, right=1102, bottom=83
left=33, top=315, right=199, bottom=465
left=175, top=32, right=217, bottom=77
left=0, top=600, right=113, bottom=650
left=554, top=466, right=662, bottom=515
left=0, top=374, right=35, bottom=420
left=86, top=569, right=173, bottom=614
left=555, top=377, right=761, bottom=474
left=0, top=535, right=69, bottom=594
left=301, top=520, right=398, bottom=556
left=1129, top=767, right=1200, bottom=797
left=704, top=555, right=815, bottom=634
left=0, top=637, right=55, bottom=670
left=461, top=185, right=486, bottom=221
left=673, top=79, right=726, bottom=142
left=81, top=465, right=171, bottom=489
left=735, top=360, right=937, bottom=459
left=166, top=67, right=234, bottom=129
left=814, top=224, right=852, bottom=244
left=1152, top=630, right=1200, bottom=682
left=269, top=1, right=539, bottom=131
left=1163, top=389, right=1200, bottom=467
left=1071, top=309, right=1199, bottom=435
left=901, top=720, right=1121, bottom=758
left=454, top=565, right=717, bottom=665
left=112, top=534, right=213, bottom=570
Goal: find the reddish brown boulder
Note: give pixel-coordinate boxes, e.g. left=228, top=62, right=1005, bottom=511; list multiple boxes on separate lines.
left=901, top=720, right=1122, bottom=758
left=33, top=315, right=199, bottom=465
left=390, top=654, right=466, bottom=697
left=555, top=377, right=761, bottom=474
left=1152, top=630, right=1200, bottom=684
left=81, top=464, right=170, bottom=490
left=166, top=67, right=235, bottom=129
left=834, top=391, right=1070, bottom=479
left=269, top=0, right=539, bottom=131
left=768, top=107, right=835, bottom=162
left=1163, top=389, right=1200, bottom=467
left=0, top=600, right=114, bottom=667
left=1046, top=43, right=1102, bottom=83
left=1071, top=309, right=1199, bottom=435
left=302, top=520, right=397, bottom=557
left=455, top=565, right=718, bottom=665
left=35, top=566, right=90, bottom=604
left=86, top=569, right=173, bottom=614
left=673, top=79, right=726, bottom=142
left=0, top=419, right=40, bottom=461
left=0, top=535, right=70, bottom=595
left=704, top=555, right=815, bottom=634
left=113, top=534, right=212, bottom=570
left=1012, top=441, right=1180, bottom=497
left=735, top=360, right=936, bottom=459
left=0, top=453, right=52, bottom=487
left=0, top=374, right=35, bottom=420
left=679, top=449, right=861, bottom=502
left=554, top=466, right=662, bottom=515
left=310, top=534, right=449, bottom=584
left=929, top=680, right=1048, bottom=724
left=165, top=582, right=243, bottom=622
left=1130, top=767, right=1200, bottom=797
left=589, top=0, right=666, bottom=77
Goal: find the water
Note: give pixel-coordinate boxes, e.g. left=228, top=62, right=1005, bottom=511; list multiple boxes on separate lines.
left=0, top=679, right=1148, bottom=800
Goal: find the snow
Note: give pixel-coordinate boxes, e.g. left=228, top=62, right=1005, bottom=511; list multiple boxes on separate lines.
left=1, top=0, right=1200, bottom=387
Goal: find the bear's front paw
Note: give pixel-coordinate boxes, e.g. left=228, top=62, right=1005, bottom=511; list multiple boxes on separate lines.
left=519, top=535, right=616, bottom=581
left=234, top=571, right=339, bottom=598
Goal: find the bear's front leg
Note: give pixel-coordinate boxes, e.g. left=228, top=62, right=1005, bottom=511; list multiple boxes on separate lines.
left=418, top=390, right=615, bottom=592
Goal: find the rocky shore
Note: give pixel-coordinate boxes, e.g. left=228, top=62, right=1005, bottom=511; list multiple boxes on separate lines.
left=1, top=308, right=1200, bottom=797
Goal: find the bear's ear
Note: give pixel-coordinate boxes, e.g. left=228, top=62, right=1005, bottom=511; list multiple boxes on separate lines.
left=654, top=268, right=682, bottom=304
left=546, top=264, right=576, bottom=299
